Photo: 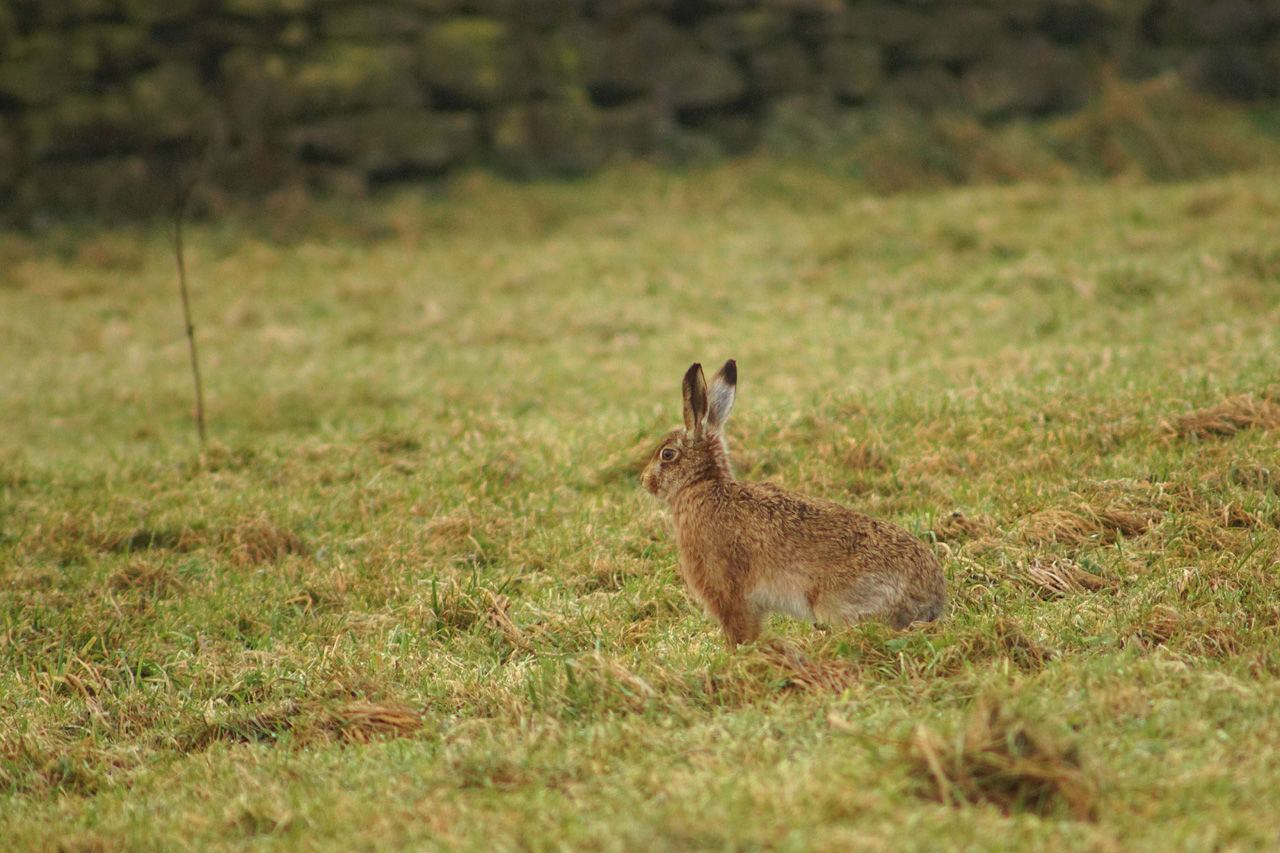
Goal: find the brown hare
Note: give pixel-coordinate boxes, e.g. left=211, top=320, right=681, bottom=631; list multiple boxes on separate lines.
left=642, top=359, right=947, bottom=649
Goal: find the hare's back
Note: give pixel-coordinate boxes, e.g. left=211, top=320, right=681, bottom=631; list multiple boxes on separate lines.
left=734, top=481, right=936, bottom=573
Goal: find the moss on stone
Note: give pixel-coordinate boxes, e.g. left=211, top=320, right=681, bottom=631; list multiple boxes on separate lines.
left=14, top=155, right=177, bottom=220
left=0, top=5, right=17, bottom=50
left=820, top=39, right=884, bottom=103
left=664, top=50, right=747, bottom=110
left=319, top=6, right=429, bottom=40
left=512, top=30, right=587, bottom=99
left=119, top=0, right=206, bottom=25
left=223, top=43, right=422, bottom=121
left=492, top=89, right=606, bottom=176
left=296, top=43, right=422, bottom=113
left=0, top=33, right=89, bottom=105
left=567, top=16, right=689, bottom=99
left=26, top=94, right=135, bottom=158
left=0, top=118, right=19, bottom=187
left=419, top=18, right=513, bottom=106
left=912, top=7, right=1004, bottom=64
left=24, top=0, right=120, bottom=26
left=222, top=0, right=317, bottom=15
left=291, top=108, right=479, bottom=174
left=127, top=63, right=214, bottom=135
left=964, top=36, right=1085, bottom=118
left=749, top=42, right=815, bottom=96
left=26, top=64, right=211, bottom=158
left=67, top=24, right=157, bottom=78
left=696, top=10, right=792, bottom=54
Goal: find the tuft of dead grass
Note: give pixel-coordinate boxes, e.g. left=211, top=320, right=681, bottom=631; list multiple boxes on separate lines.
left=415, top=575, right=520, bottom=641
left=838, top=440, right=893, bottom=473
left=284, top=581, right=347, bottom=614
left=0, top=735, right=104, bottom=796
left=181, top=700, right=425, bottom=752
left=424, top=513, right=477, bottom=548
left=1019, top=558, right=1116, bottom=598
left=1019, top=504, right=1159, bottom=548
left=326, top=701, right=429, bottom=744
left=908, top=700, right=1098, bottom=821
left=107, top=561, right=187, bottom=596
left=34, top=515, right=308, bottom=566
left=929, top=511, right=999, bottom=545
left=423, top=511, right=510, bottom=565
left=484, top=591, right=532, bottom=652
left=1159, top=394, right=1280, bottom=440
left=222, top=520, right=310, bottom=567
left=1125, top=605, right=1243, bottom=658
left=911, top=618, right=1055, bottom=677
left=568, top=552, right=645, bottom=593
left=973, top=618, right=1055, bottom=673
left=562, top=653, right=661, bottom=715
left=755, top=642, right=859, bottom=695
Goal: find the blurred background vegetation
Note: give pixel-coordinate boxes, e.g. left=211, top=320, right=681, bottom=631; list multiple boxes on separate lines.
left=2, top=0, right=1280, bottom=225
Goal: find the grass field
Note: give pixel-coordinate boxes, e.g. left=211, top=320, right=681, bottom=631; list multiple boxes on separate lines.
left=2, top=149, right=1280, bottom=851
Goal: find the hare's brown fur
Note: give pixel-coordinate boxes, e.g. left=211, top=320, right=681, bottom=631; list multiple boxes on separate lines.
left=643, top=360, right=946, bottom=649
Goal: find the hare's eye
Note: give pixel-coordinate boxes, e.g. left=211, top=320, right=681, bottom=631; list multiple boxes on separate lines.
left=660, top=448, right=677, bottom=462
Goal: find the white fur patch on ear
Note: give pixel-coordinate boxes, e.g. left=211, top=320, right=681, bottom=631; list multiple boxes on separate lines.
left=707, top=385, right=735, bottom=428
left=707, top=359, right=737, bottom=429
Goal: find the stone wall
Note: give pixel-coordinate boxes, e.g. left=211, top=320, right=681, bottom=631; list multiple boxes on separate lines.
left=1, top=0, right=1278, bottom=222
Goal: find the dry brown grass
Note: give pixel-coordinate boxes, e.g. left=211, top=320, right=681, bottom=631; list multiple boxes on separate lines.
left=909, top=700, right=1098, bottom=821
left=1125, top=605, right=1244, bottom=658
left=568, top=550, right=649, bottom=593
left=1159, top=394, right=1280, bottom=440
left=563, top=653, right=662, bottom=715
left=423, top=512, right=480, bottom=548
left=692, top=641, right=867, bottom=709
left=754, top=642, right=860, bottom=695
left=0, top=736, right=106, bottom=797
left=1019, top=558, right=1116, bottom=598
left=221, top=520, right=310, bottom=567
left=838, top=440, right=893, bottom=473
left=930, top=618, right=1055, bottom=676
left=975, top=619, right=1055, bottom=672
left=929, top=511, right=1000, bottom=544
left=182, top=700, right=425, bottom=751
left=1019, top=504, right=1160, bottom=548
left=414, top=575, right=496, bottom=635
left=422, top=511, right=513, bottom=567
left=33, top=515, right=308, bottom=566
left=484, top=591, right=533, bottom=652
left=107, top=561, right=187, bottom=595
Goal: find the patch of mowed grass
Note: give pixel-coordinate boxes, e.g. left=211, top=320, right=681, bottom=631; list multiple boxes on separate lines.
left=2, top=151, right=1280, bottom=851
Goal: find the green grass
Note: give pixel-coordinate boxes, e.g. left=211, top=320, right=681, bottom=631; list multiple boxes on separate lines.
left=2, top=154, right=1280, bottom=851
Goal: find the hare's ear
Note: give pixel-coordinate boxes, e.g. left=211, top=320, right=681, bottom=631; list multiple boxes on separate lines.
left=707, top=359, right=737, bottom=431
left=682, top=362, right=708, bottom=434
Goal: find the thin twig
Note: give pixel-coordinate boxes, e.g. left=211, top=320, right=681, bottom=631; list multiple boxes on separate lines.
left=174, top=146, right=208, bottom=443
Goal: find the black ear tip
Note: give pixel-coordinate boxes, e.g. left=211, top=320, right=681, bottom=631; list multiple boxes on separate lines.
left=723, top=359, right=737, bottom=383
